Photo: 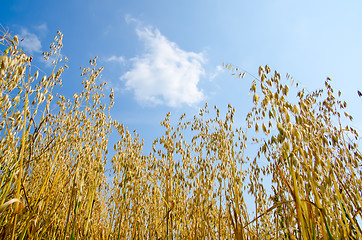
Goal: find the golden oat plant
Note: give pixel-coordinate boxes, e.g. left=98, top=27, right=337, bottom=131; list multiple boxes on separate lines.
left=229, top=64, right=362, bottom=239
left=107, top=103, right=252, bottom=239
left=0, top=30, right=115, bottom=239
left=1, top=27, right=362, bottom=239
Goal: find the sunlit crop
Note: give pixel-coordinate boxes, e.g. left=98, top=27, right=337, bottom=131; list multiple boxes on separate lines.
left=0, top=30, right=361, bottom=239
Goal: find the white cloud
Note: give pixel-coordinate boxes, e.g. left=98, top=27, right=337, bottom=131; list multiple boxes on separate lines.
left=18, top=28, right=42, bottom=54
left=121, top=25, right=205, bottom=107
left=125, top=14, right=137, bottom=25
left=209, top=65, right=224, bottom=80
left=105, top=55, right=125, bottom=64
left=35, top=23, right=48, bottom=33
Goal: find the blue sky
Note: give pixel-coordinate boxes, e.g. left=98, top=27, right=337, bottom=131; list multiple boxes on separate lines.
left=2, top=0, right=362, bottom=151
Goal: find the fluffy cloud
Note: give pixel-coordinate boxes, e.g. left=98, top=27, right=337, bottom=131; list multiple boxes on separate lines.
left=105, top=55, right=125, bottom=64
left=18, top=28, right=42, bottom=54
left=35, top=23, right=47, bottom=32
left=121, top=26, right=205, bottom=107
left=209, top=65, right=224, bottom=80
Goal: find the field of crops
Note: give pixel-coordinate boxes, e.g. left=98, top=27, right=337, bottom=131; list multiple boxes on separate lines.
left=1, top=31, right=361, bottom=239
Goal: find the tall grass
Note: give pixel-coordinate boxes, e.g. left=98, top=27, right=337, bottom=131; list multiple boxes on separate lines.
left=0, top=30, right=361, bottom=239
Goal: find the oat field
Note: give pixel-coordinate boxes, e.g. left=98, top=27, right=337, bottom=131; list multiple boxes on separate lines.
left=1, top=31, right=361, bottom=239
